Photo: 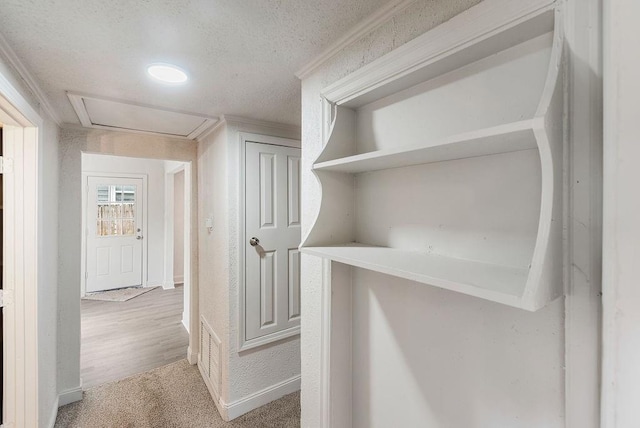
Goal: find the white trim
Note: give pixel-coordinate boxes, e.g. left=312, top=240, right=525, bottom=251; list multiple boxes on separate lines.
left=195, top=117, right=227, bottom=143
left=563, top=0, right=602, bottom=426
left=67, top=92, right=219, bottom=140
left=81, top=172, right=148, bottom=295
left=223, top=115, right=301, bottom=136
left=163, top=162, right=186, bottom=295
left=0, top=77, right=41, bottom=427
left=182, top=163, right=198, bottom=361
left=238, top=326, right=301, bottom=352
left=57, top=386, right=83, bottom=407
left=221, top=375, right=301, bottom=421
left=0, top=32, right=61, bottom=124
left=45, top=397, right=59, bottom=428
left=0, top=71, right=42, bottom=128
left=295, top=0, right=416, bottom=79
left=145, top=282, right=163, bottom=288
left=601, top=0, right=640, bottom=425
left=196, top=115, right=301, bottom=144
left=186, top=346, right=197, bottom=365
left=319, top=259, right=332, bottom=427
left=321, top=0, right=556, bottom=105
left=238, top=133, right=301, bottom=352
left=163, top=162, right=193, bottom=346
left=66, top=93, right=91, bottom=127
left=162, top=281, right=175, bottom=290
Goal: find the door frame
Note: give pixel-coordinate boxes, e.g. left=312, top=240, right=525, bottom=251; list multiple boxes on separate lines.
left=81, top=172, right=148, bottom=296
left=0, top=71, right=41, bottom=427
left=238, top=132, right=301, bottom=352
left=163, top=162, right=193, bottom=336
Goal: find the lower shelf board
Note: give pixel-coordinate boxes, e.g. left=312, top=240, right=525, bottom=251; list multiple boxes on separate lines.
left=300, top=244, right=529, bottom=308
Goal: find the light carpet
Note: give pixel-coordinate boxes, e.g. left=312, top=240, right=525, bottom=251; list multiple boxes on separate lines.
left=82, top=286, right=157, bottom=302
left=55, top=359, right=300, bottom=428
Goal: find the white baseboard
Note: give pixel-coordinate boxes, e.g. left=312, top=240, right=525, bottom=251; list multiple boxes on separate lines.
left=145, top=282, right=163, bottom=289
left=162, top=281, right=175, bottom=290
left=182, top=316, right=190, bottom=334
left=187, top=346, right=197, bottom=365
left=46, top=396, right=59, bottom=428
left=198, top=359, right=227, bottom=420
left=221, top=375, right=301, bottom=421
left=58, top=385, right=83, bottom=406
left=174, top=275, right=184, bottom=284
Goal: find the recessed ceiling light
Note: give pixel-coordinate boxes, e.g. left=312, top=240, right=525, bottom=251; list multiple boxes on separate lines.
left=147, top=63, right=189, bottom=84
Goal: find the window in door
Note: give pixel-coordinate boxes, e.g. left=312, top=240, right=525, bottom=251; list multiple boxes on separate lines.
left=96, top=185, right=136, bottom=237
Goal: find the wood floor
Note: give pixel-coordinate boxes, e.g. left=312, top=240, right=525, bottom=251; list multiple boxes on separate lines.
left=81, top=286, right=188, bottom=389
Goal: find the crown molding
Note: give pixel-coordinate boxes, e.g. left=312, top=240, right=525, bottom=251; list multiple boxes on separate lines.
left=196, top=116, right=227, bottom=142
left=196, top=114, right=301, bottom=143
left=0, top=32, right=61, bottom=125
left=222, top=114, right=300, bottom=135
left=295, top=0, right=416, bottom=80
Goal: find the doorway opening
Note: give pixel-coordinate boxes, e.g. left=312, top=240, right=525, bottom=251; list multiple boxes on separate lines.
left=80, top=153, right=192, bottom=389
left=0, top=80, right=41, bottom=427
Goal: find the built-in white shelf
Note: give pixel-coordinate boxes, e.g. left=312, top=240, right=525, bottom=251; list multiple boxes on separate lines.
left=302, top=244, right=528, bottom=306
left=302, top=0, right=564, bottom=312
left=313, top=120, right=536, bottom=173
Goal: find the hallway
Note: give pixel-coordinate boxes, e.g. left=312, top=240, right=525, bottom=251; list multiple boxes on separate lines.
left=56, top=360, right=300, bottom=427
left=81, top=286, right=188, bottom=389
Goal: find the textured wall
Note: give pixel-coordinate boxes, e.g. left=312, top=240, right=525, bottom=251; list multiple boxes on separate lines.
left=197, top=120, right=302, bottom=412
left=198, top=124, right=231, bottom=400
left=57, top=126, right=198, bottom=395
left=300, top=1, right=566, bottom=427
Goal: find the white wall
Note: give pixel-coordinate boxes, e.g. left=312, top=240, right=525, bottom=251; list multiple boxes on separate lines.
left=0, top=50, right=60, bottom=427
left=58, top=126, right=198, bottom=399
left=39, top=118, right=60, bottom=427
left=197, top=119, right=301, bottom=417
left=174, top=169, right=185, bottom=283
left=300, top=0, right=602, bottom=427
left=602, top=0, right=640, bottom=425
left=198, top=124, right=230, bottom=401
left=82, top=153, right=167, bottom=289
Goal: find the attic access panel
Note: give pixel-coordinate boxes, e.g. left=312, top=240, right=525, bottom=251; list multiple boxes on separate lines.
left=68, top=93, right=218, bottom=139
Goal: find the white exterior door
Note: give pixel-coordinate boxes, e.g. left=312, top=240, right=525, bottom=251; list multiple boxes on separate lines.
left=86, top=176, right=143, bottom=292
left=245, top=142, right=301, bottom=341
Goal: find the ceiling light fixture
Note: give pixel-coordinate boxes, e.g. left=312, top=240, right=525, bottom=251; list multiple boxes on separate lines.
left=147, top=63, right=189, bottom=84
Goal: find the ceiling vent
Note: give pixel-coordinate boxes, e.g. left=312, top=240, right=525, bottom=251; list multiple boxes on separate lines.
left=67, top=92, right=218, bottom=140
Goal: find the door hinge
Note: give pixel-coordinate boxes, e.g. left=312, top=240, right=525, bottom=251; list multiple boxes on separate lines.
left=0, top=290, right=13, bottom=308
left=0, top=156, right=13, bottom=174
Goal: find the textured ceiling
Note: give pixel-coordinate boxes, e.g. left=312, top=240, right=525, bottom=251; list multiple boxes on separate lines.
left=0, top=0, right=390, bottom=126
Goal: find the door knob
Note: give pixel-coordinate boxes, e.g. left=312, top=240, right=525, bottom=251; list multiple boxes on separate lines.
left=249, top=237, right=260, bottom=246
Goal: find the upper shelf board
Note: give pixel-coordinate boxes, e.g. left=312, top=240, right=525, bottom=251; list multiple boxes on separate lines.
left=301, top=244, right=529, bottom=308
left=314, top=120, right=537, bottom=173
left=322, top=4, right=556, bottom=108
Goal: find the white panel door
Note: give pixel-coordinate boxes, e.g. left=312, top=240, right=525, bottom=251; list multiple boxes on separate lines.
left=86, top=177, right=143, bottom=292
left=245, top=142, right=301, bottom=340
